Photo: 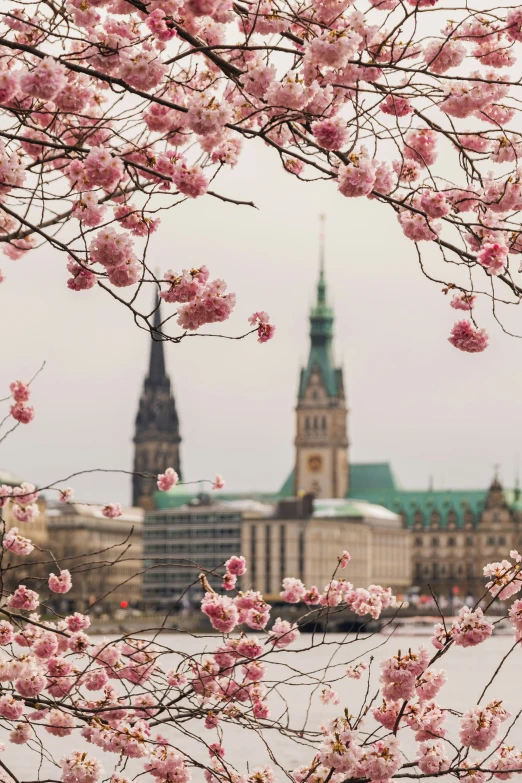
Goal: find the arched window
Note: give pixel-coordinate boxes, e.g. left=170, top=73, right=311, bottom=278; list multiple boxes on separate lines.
left=313, top=416, right=318, bottom=429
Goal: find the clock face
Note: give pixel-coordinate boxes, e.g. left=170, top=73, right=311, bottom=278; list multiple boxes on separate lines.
left=307, top=454, right=322, bottom=473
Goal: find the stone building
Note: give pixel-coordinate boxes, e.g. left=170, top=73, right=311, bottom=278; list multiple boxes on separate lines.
left=47, top=502, right=143, bottom=612
left=241, top=496, right=411, bottom=600
left=133, top=302, right=182, bottom=510
left=410, top=478, right=522, bottom=598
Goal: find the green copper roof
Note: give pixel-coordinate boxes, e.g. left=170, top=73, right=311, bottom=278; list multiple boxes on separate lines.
left=349, top=463, right=397, bottom=492
left=298, top=263, right=342, bottom=399
left=347, top=488, right=487, bottom=529
left=278, top=462, right=397, bottom=499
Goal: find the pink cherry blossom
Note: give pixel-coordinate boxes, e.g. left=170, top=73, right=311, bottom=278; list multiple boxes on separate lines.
left=339, top=550, right=351, bottom=568
left=8, top=585, right=39, bottom=611
left=10, top=402, right=35, bottom=424
left=451, top=293, right=476, bottom=311
left=10, top=381, right=30, bottom=403
left=448, top=320, right=489, bottom=353
left=338, top=150, right=376, bottom=198
left=477, top=242, right=508, bottom=275
left=460, top=703, right=508, bottom=751
left=102, top=503, right=123, bottom=518
left=201, top=592, right=239, bottom=633
left=268, top=618, right=300, bottom=648
left=225, top=556, right=246, bottom=576
left=320, top=686, right=340, bottom=705
left=12, top=502, right=40, bottom=523
left=49, top=570, right=73, bottom=594
left=61, top=751, right=103, bottom=783
left=484, top=560, right=522, bottom=598
left=67, top=260, right=97, bottom=292
left=417, top=740, right=450, bottom=775
left=451, top=607, right=493, bottom=647
left=157, top=467, right=179, bottom=491
left=20, top=57, right=68, bottom=101
left=346, top=660, right=367, bottom=679
left=380, top=94, right=412, bottom=116
left=212, top=474, right=225, bottom=490
left=312, top=118, right=349, bottom=150
left=280, top=577, right=307, bottom=603
left=3, top=527, right=34, bottom=556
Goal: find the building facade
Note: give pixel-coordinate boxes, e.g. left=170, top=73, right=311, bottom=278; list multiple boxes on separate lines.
left=294, top=246, right=349, bottom=499
left=143, top=502, right=246, bottom=607
left=47, top=503, right=143, bottom=612
left=410, top=478, right=522, bottom=598
left=133, top=302, right=182, bottom=510
left=241, top=497, right=411, bottom=600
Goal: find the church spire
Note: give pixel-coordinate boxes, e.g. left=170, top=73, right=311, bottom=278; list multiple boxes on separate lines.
left=147, top=301, right=168, bottom=386
left=132, top=295, right=182, bottom=509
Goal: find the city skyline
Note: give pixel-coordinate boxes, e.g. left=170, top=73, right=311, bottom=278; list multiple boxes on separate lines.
left=1, top=143, right=522, bottom=504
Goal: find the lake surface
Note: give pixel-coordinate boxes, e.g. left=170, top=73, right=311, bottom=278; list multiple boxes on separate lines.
left=3, top=631, right=522, bottom=781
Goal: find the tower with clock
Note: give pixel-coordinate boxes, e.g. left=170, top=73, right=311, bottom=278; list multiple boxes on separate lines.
left=294, top=217, right=349, bottom=499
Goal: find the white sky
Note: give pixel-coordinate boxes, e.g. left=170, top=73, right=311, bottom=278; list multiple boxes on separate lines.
left=1, top=139, right=522, bottom=505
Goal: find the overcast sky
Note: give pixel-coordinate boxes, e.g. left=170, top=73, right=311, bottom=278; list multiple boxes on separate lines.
left=2, top=140, right=522, bottom=505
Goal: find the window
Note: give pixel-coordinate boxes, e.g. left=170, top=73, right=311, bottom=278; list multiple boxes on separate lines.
left=432, top=563, right=438, bottom=578
left=448, top=537, right=456, bottom=547
left=415, top=563, right=422, bottom=579
left=498, top=536, right=506, bottom=546
left=279, top=525, right=286, bottom=583
left=298, top=528, right=305, bottom=582
left=466, top=536, right=473, bottom=546
left=250, top=526, right=257, bottom=584
left=431, top=537, right=439, bottom=547
left=313, top=416, right=318, bottom=430
left=265, top=525, right=271, bottom=594
left=487, top=536, right=495, bottom=546
left=322, top=416, right=327, bottom=431
left=305, top=417, right=310, bottom=431
left=467, top=563, right=474, bottom=578
left=414, top=536, right=422, bottom=547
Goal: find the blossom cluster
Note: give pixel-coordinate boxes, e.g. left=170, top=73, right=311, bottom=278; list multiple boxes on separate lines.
left=0, top=0, right=522, bottom=348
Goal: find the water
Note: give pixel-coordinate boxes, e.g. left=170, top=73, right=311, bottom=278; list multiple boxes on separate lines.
left=3, top=631, right=522, bottom=781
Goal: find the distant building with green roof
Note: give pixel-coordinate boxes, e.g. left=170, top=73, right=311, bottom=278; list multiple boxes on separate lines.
left=148, top=222, right=522, bottom=599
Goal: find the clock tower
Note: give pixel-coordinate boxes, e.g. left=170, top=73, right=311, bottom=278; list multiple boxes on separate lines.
left=294, top=218, right=349, bottom=498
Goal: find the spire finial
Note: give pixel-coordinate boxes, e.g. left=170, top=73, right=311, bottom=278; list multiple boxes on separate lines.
left=317, top=214, right=327, bottom=305
left=319, top=213, right=326, bottom=276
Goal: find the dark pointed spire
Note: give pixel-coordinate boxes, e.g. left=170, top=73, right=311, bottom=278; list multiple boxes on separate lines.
left=132, top=292, right=182, bottom=507
left=147, top=300, right=168, bottom=386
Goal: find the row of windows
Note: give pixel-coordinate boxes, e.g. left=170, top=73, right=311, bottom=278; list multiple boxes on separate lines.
left=415, top=562, right=474, bottom=579
left=145, top=571, right=203, bottom=583
left=144, top=527, right=239, bottom=539
left=304, top=416, right=328, bottom=432
left=145, top=542, right=237, bottom=555
left=415, top=535, right=508, bottom=548
left=145, top=514, right=241, bottom=525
